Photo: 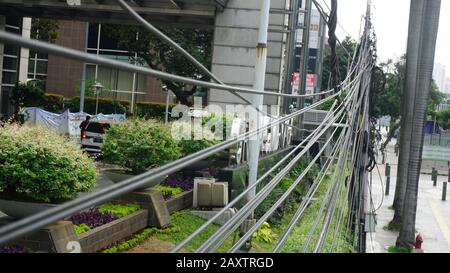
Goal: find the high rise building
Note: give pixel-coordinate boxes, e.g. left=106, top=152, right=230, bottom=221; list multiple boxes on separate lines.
left=433, top=62, right=446, bottom=92
left=445, top=78, right=450, bottom=94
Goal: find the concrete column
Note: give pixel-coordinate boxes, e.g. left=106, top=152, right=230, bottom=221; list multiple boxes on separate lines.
left=209, top=0, right=287, bottom=109
left=18, top=17, right=31, bottom=83
left=0, top=15, right=5, bottom=116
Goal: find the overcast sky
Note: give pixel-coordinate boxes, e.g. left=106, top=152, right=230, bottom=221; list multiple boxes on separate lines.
left=322, top=0, right=449, bottom=78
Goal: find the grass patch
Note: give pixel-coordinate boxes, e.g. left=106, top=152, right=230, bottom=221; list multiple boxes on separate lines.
left=154, top=211, right=237, bottom=253
left=102, top=225, right=180, bottom=253
left=383, top=222, right=401, bottom=232
left=387, top=246, right=411, bottom=253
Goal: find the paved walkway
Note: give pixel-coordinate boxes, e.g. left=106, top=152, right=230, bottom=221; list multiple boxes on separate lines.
left=367, top=131, right=450, bottom=253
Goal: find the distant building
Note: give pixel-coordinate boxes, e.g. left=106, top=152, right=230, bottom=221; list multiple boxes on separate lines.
left=0, top=17, right=171, bottom=117
left=445, top=78, right=450, bottom=94
left=433, top=63, right=446, bottom=92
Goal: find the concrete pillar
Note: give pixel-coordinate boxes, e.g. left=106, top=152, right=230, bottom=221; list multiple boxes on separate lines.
left=18, top=17, right=31, bottom=83
left=0, top=15, right=5, bottom=117
left=209, top=0, right=287, bottom=109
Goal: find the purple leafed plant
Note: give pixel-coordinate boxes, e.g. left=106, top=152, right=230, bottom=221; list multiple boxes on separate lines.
left=69, top=208, right=117, bottom=229
left=161, top=176, right=194, bottom=192
left=0, top=245, right=28, bottom=253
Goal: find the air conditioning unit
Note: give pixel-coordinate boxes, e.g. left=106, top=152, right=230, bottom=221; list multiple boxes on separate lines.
left=193, top=178, right=229, bottom=208
left=193, top=177, right=215, bottom=208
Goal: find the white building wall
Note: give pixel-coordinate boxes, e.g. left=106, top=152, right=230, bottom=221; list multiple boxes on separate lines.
left=433, top=62, right=446, bottom=92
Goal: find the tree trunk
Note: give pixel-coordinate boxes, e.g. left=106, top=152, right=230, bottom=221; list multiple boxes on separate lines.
left=397, top=0, right=441, bottom=248
left=390, top=0, right=424, bottom=229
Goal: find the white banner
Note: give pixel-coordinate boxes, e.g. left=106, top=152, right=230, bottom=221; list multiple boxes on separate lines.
left=22, top=107, right=126, bottom=137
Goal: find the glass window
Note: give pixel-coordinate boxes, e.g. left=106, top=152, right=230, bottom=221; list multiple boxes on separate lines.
left=2, top=71, right=17, bottom=84
left=36, top=61, right=48, bottom=75
left=28, top=60, right=35, bottom=74
left=3, top=46, right=19, bottom=56
left=3, top=56, right=18, bottom=71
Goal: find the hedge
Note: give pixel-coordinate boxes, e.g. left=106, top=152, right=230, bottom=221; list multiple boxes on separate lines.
left=65, top=97, right=174, bottom=119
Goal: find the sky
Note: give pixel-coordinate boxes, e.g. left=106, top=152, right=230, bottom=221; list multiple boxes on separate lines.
left=322, top=0, right=450, bottom=78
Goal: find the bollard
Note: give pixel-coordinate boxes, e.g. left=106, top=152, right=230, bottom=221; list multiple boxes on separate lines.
left=385, top=164, right=391, bottom=196
left=385, top=175, right=390, bottom=196
left=432, top=168, right=437, bottom=187
left=443, top=182, right=447, bottom=201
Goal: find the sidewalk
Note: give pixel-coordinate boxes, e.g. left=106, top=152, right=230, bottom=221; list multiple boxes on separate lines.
left=367, top=132, right=450, bottom=253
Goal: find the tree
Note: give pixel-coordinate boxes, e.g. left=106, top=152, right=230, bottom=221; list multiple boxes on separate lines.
left=102, top=24, right=213, bottom=106
left=321, top=36, right=358, bottom=90
left=31, top=19, right=59, bottom=43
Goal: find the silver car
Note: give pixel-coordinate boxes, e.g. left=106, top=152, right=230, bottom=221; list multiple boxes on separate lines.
left=81, top=121, right=110, bottom=154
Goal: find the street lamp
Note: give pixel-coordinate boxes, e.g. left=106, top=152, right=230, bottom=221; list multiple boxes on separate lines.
left=94, top=81, right=104, bottom=115
left=162, top=85, right=171, bottom=124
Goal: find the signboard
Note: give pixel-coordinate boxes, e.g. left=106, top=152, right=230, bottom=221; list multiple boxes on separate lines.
left=305, top=74, right=316, bottom=98
left=292, top=72, right=300, bottom=95
left=297, top=9, right=321, bottom=49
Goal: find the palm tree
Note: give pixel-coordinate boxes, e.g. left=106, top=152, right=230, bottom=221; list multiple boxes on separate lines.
left=396, top=0, right=441, bottom=248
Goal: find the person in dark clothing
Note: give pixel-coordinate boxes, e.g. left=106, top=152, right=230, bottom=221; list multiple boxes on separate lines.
left=79, top=116, right=91, bottom=141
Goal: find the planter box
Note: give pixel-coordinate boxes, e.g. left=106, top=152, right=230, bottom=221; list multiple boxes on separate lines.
left=114, top=189, right=193, bottom=228
left=78, top=210, right=148, bottom=253
left=166, top=190, right=193, bottom=213
left=0, top=198, right=57, bottom=219
left=103, top=169, right=166, bottom=190
left=0, top=218, right=78, bottom=253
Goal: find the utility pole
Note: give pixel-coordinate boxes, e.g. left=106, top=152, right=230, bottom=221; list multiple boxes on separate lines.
left=397, top=0, right=441, bottom=247
left=281, top=0, right=300, bottom=114
left=247, top=0, right=271, bottom=208
left=296, top=0, right=312, bottom=140
left=79, top=22, right=89, bottom=113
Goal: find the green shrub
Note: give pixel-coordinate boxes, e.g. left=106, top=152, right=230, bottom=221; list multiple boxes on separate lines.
left=43, top=93, right=64, bottom=113
left=255, top=158, right=320, bottom=226
left=252, top=222, right=275, bottom=244
left=201, top=113, right=234, bottom=140
left=172, top=122, right=219, bottom=156
left=74, top=224, right=91, bottom=235
left=68, top=97, right=127, bottom=115
left=155, top=186, right=183, bottom=199
left=101, top=119, right=181, bottom=174
left=0, top=123, right=97, bottom=203
left=136, top=102, right=175, bottom=120
left=99, top=203, right=141, bottom=218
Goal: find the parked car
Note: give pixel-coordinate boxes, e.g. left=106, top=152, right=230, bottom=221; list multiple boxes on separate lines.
left=81, top=121, right=110, bottom=154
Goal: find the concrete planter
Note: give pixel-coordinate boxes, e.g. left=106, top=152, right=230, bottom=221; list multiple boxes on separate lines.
left=78, top=210, right=148, bottom=253
left=181, top=160, right=213, bottom=172
left=103, top=169, right=166, bottom=190
left=165, top=190, right=193, bottom=213
left=0, top=198, right=57, bottom=219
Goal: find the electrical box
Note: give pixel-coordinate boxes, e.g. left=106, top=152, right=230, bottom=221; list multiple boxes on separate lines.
left=193, top=177, right=229, bottom=208
left=365, top=212, right=377, bottom=233
left=197, top=182, right=212, bottom=208
left=193, top=177, right=215, bottom=208
left=211, top=182, right=229, bottom=207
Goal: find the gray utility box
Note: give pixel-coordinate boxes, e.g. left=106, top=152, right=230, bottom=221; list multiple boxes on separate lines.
left=193, top=177, right=229, bottom=208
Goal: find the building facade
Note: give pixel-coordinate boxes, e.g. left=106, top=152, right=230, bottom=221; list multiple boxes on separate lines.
left=433, top=62, right=446, bottom=92
left=0, top=16, right=169, bottom=117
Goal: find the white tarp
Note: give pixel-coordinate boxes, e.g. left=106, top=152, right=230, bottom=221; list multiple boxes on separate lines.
left=22, top=107, right=126, bottom=137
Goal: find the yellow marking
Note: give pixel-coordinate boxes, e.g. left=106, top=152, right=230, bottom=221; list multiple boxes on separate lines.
left=429, top=201, right=450, bottom=249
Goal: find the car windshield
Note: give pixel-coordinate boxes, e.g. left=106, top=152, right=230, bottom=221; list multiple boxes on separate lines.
left=85, top=122, right=110, bottom=134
